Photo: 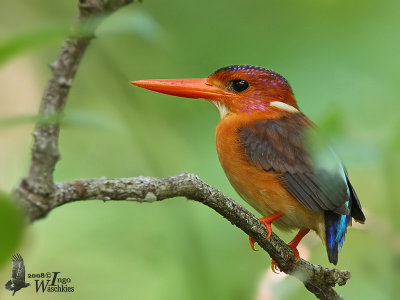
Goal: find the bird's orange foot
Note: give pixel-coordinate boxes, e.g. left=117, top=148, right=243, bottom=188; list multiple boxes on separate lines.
left=248, top=212, right=284, bottom=251
left=270, top=228, right=310, bottom=273
left=249, top=236, right=258, bottom=251
left=270, top=243, right=300, bottom=273
left=287, top=240, right=301, bottom=262
left=270, top=259, right=280, bottom=274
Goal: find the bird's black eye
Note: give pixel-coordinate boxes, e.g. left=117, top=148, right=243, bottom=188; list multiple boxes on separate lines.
left=231, top=79, right=249, bottom=92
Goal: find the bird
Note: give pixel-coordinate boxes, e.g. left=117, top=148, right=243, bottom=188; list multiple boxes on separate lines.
left=130, top=65, right=366, bottom=271
left=5, top=253, right=30, bottom=295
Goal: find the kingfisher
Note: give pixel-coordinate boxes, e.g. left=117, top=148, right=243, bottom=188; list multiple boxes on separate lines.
left=130, top=65, right=365, bottom=271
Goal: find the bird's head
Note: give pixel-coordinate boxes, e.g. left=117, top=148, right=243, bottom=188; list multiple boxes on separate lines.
left=131, top=65, right=298, bottom=118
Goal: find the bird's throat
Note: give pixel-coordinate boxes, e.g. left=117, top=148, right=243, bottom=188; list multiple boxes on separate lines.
left=210, top=101, right=230, bottom=119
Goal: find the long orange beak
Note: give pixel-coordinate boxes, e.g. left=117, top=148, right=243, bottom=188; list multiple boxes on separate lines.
left=130, top=78, right=230, bottom=100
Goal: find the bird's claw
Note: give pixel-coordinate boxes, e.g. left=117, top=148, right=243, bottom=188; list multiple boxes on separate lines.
left=264, top=222, right=273, bottom=240
left=248, top=212, right=283, bottom=251
left=289, top=245, right=300, bottom=263
left=270, top=260, right=281, bottom=274
left=249, top=236, right=258, bottom=251
left=248, top=225, right=272, bottom=252
left=270, top=242, right=301, bottom=273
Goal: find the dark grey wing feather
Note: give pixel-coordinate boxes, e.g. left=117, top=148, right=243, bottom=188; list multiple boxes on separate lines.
left=284, top=170, right=350, bottom=214
left=238, top=114, right=351, bottom=215
left=345, top=171, right=366, bottom=223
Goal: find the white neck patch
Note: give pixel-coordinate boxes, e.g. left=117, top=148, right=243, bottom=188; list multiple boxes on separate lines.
left=270, top=101, right=299, bottom=113
left=211, top=101, right=230, bottom=119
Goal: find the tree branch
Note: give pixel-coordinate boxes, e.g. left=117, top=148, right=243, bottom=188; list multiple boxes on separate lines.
left=17, top=172, right=351, bottom=299
left=15, top=0, right=134, bottom=217
left=13, top=1, right=351, bottom=299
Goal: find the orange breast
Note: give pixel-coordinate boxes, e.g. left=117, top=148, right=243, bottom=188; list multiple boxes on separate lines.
left=215, top=111, right=323, bottom=233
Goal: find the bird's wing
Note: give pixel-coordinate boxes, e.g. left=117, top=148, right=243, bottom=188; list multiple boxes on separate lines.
left=238, top=113, right=350, bottom=215
left=11, top=254, right=26, bottom=281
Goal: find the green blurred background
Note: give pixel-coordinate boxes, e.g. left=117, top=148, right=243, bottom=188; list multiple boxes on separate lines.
left=0, top=0, right=399, bottom=299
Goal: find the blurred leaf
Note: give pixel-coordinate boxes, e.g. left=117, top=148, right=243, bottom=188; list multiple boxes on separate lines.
left=61, top=110, right=124, bottom=131
left=384, top=124, right=400, bottom=215
left=0, top=115, right=38, bottom=128
left=0, top=10, right=164, bottom=65
left=97, top=10, right=166, bottom=44
left=0, top=192, right=24, bottom=269
left=316, top=107, right=345, bottom=138
left=0, top=110, right=123, bottom=131
left=0, top=26, right=67, bottom=65
left=0, top=113, right=65, bottom=129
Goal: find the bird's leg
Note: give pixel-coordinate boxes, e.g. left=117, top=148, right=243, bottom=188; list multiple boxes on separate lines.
left=271, top=228, right=310, bottom=273
left=249, top=212, right=284, bottom=251
left=287, top=228, right=310, bottom=261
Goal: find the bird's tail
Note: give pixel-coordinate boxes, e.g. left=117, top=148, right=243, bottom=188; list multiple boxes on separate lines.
left=324, top=205, right=351, bottom=265
left=5, top=280, right=12, bottom=290
left=325, top=174, right=366, bottom=265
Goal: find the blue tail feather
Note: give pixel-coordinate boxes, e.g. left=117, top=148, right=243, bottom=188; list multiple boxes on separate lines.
left=324, top=167, right=366, bottom=264
left=325, top=201, right=351, bottom=265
